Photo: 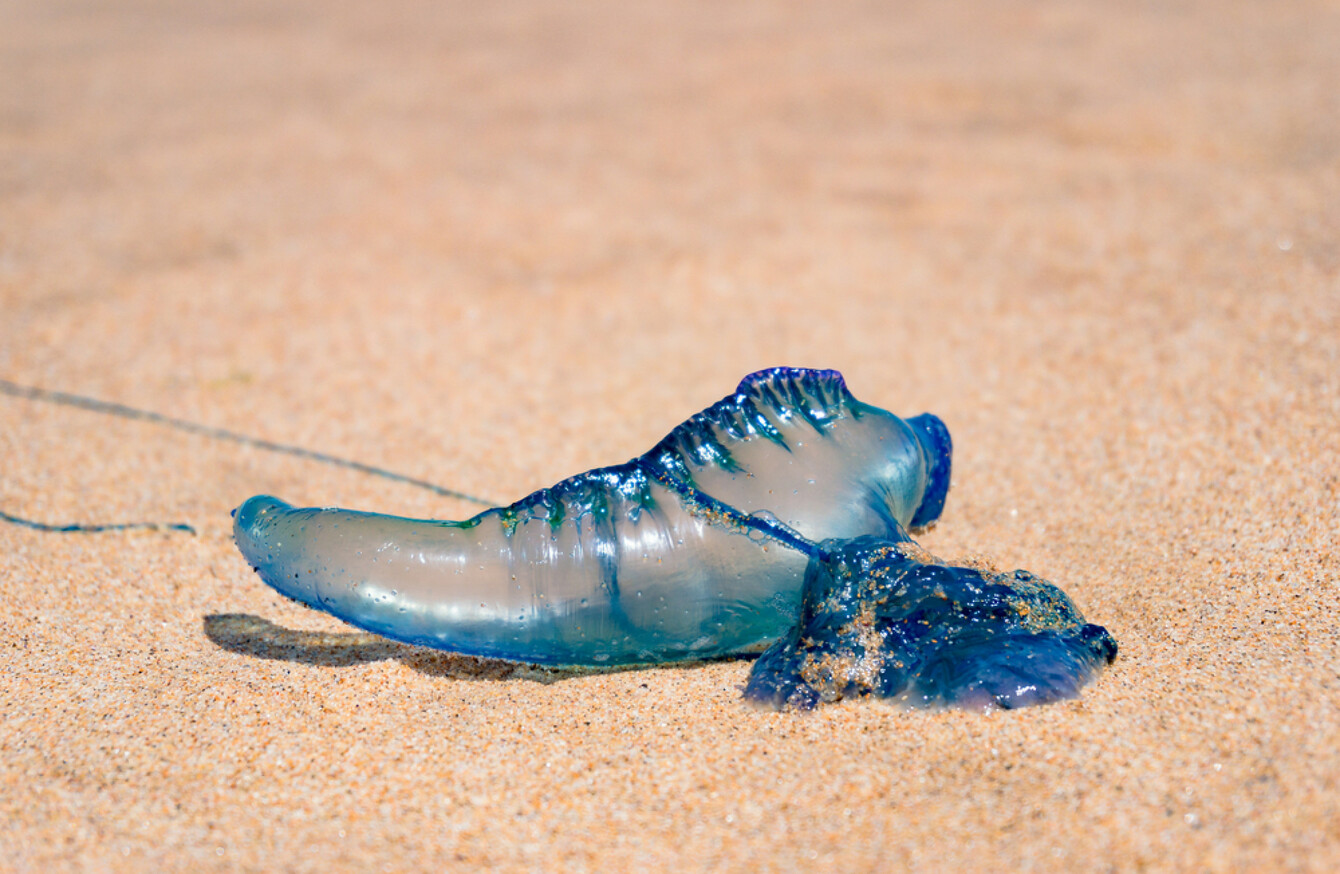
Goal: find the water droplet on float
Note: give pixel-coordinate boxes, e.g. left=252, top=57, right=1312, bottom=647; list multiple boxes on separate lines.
left=746, top=509, right=780, bottom=541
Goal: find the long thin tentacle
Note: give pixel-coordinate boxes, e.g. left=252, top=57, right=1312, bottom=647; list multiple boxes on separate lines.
left=0, top=378, right=494, bottom=533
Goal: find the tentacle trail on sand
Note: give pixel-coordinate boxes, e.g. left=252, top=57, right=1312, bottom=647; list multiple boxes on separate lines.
left=0, top=378, right=492, bottom=534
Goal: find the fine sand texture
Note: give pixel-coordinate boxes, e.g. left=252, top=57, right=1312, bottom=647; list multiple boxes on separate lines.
left=2, top=1, right=1337, bottom=870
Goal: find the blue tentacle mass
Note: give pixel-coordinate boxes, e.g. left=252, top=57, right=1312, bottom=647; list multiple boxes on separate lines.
left=742, top=538, right=1118, bottom=710
left=233, top=368, right=1116, bottom=708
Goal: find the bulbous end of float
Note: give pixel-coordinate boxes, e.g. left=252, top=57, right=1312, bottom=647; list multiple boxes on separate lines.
left=231, top=495, right=313, bottom=604
left=905, top=413, right=952, bottom=530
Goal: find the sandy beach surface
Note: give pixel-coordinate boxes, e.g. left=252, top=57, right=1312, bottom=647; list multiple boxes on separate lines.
left=2, top=1, right=1337, bottom=870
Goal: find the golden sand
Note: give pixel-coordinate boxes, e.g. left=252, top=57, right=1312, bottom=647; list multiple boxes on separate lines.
left=2, top=1, right=1336, bottom=870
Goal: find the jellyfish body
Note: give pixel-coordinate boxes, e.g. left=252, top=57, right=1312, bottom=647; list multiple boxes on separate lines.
left=233, top=368, right=953, bottom=666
